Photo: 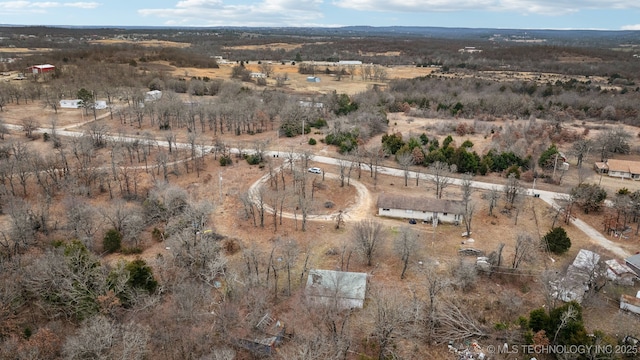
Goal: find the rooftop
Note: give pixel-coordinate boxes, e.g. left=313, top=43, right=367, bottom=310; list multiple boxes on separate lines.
left=305, top=269, right=367, bottom=309
left=377, top=192, right=464, bottom=214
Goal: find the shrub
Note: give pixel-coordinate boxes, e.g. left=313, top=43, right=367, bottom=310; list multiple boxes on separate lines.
left=103, top=229, right=122, bottom=254
left=308, top=138, right=317, bottom=145
left=219, top=156, right=233, bottom=166
left=125, top=258, right=158, bottom=294
left=151, top=227, right=164, bottom=242
left=325, top=130, right=359, bottom=153
left=505, top=165, right=521, bottom=179
left=309, top=118, right=327, bottom=128
left=542, top=227, right=571, bottom=254
left=245, top=154, right=261, bottom=165
left=223, top=238, right=241, bottom=255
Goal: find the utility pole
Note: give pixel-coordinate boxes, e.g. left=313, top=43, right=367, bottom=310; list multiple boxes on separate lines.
left=219, top=171, right=223, bottom=203
left=552, top=153, right=559, bottom=180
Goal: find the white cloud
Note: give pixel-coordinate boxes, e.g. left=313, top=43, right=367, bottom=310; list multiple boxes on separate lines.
left=0, top=1, right=31, bottom=9
left=139, top=0, right=324, bottom=26
left=0, top=1, right=100, bottom=10
left=621, top=24, right=640, bottom=30
left=64, top=2, right=100, bottom=9
left=333, top=0, right=640, bottom=16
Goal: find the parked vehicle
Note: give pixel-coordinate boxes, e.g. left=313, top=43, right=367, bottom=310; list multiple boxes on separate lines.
left=308, top=167, right=322, bottom=174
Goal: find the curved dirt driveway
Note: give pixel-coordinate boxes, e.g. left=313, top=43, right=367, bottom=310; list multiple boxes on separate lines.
left=247, top=169, right=372, bottom=222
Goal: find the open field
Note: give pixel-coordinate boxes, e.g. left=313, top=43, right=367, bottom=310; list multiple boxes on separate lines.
left=89, top=39, right=191, bottom=48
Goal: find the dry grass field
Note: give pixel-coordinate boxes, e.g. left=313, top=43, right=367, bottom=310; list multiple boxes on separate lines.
left=89, top=39, right=191, bottom=48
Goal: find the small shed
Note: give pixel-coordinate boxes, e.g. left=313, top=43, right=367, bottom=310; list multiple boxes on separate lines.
left=306, top=76, right=321, bottom=83
left=305, top=269, right=367, bottom=309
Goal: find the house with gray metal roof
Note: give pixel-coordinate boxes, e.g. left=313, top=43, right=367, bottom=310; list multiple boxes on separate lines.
left=376, top=192, right=464, bottom=224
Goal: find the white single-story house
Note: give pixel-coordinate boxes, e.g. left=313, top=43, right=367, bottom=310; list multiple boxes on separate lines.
left=60, top=99, right=107, bottom=109
left=306, top=76, right=321, bottom=83
left=250, top=72, right=266, bottom=78
left=552, top=249, right=601, bottom=303
left=305, top=269, right=367, bottom=309
left=458, top=47, right=483, bottom=54
left=59, top=99, right=83, bottom=109
left=298, top=101, right=324, bottom=108
left=377, top=192, right=464, bottom=224
left=145, top=90, right=163, bottom=102
left=594, top=159, right=640, bottom=180
left=94, top=100, right=108, bottom=110
left=337, top=60, right=363, bottom=65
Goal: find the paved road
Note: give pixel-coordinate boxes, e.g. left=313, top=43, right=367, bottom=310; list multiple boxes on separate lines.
left=7, top=123, right=631, bottom=258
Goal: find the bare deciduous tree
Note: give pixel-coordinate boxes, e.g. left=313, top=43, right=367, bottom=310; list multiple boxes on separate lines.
left=461, top=173, right=475, bottom=236
left=483, top=187, right=501, bottom=217
left=393, top=226, right=419, bottom=279
left=423, top=260, right=450, bottom=339
left=62, top=316, right=150, bottom=360
left=512, top=232, right=538, bottom=269
left=369, top=287, right=413, bottom=360
left=570, top=138, right=592, bottom=169
left=503, top=173, right=523, bottom=210
left=431, top=299, right=487, bottom=344
left=428, top=161, right=457, bottom=199
left=21, top=117, right=40, bottom=139
left=595, top=126, right=631, bottom=161
left=352, top=219, right=385, bottom=266
left=397, top=152, right=414, bottom=187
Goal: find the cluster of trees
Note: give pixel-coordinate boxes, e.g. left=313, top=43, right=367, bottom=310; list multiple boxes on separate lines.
left=382, top=131, right=529, bottom=176
left=386, top=75, right=640, bottom=126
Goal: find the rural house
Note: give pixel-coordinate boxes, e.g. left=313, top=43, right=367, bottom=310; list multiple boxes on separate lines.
left=552, top=249, right=601, bottom=303
left=305, top=269, right=367, bottom=309
left=594, top=159, right=640, bottom=180
left=306, top=76, right=321, bottom=82
left=59, top=99, right=83, bottom=109
left=625, top=253, right=640, bottom=276
left=376, top=192, right=464, bottom=224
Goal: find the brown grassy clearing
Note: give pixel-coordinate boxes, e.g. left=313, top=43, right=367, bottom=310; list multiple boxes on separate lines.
left=222, top=42, right=321, bottom=51
left=0, top=47, right=52, bottom=53
left=89, top=39, right=191, bottom=48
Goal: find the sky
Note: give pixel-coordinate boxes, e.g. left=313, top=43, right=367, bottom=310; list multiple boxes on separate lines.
left=0, top=0, right=640, bottom=30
